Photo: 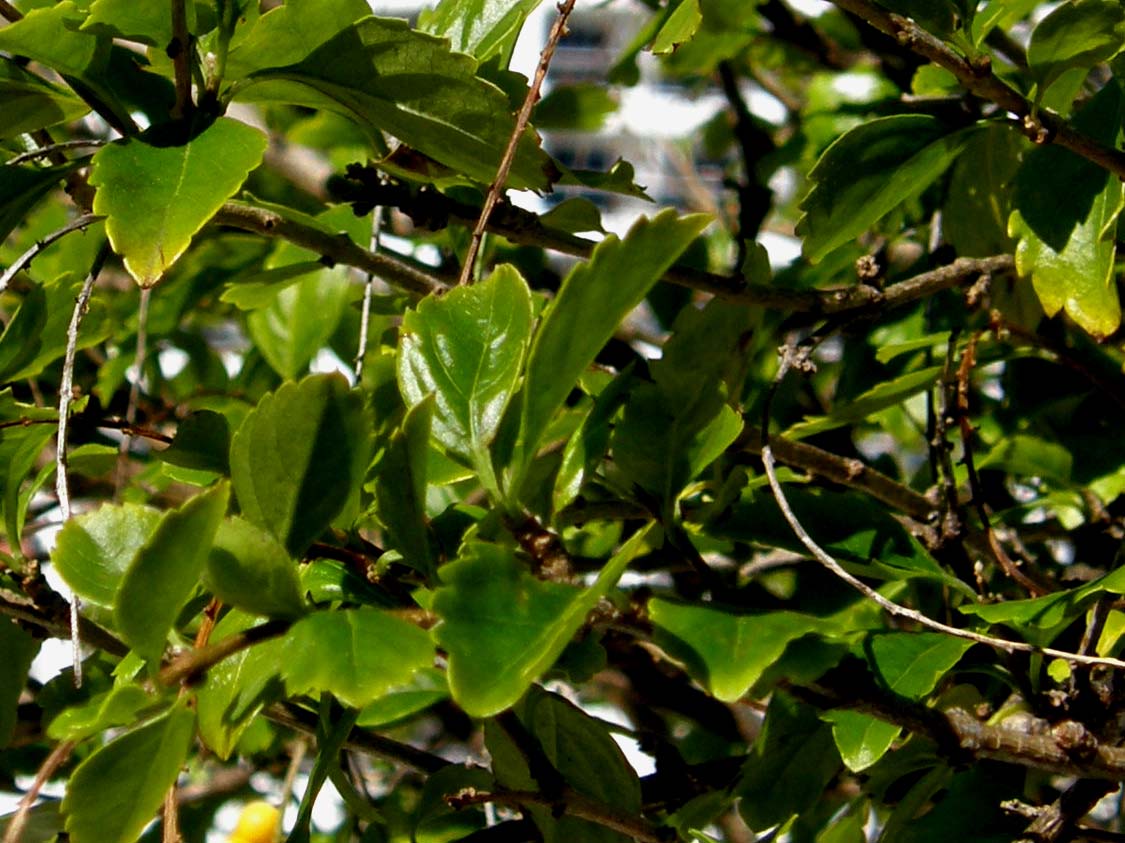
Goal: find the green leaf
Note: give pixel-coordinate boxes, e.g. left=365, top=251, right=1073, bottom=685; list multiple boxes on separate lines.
left=1009, top=81, right=1124, bottom=338
left=418, top=0, right=544, bottom=63
left=223, top=0, right=371, bottom=76
left=52, top=503, right=163, bottom=607
left=736, top=693, right=841, bottom=831
left=552, top=370, right=632, bottom=514
left=515, top=210, right=710, bottom=484
left=433, top=525, right=653, bottom=716
left=195, top=609, right=286, bottom=760
left=157, top=410, right=232, bottom=475
left=868, top=632, right=974, bottom=700
left=230, top=373, right=374, bottom=558
left=1027, top=0, right=1125, bottom=98
left=232, top=15, right=555, bottom=190
left=651, top=600, right=827, bottom=701
left=977, top=433, right=1073, bottom=484
left=206, top=517, right=306, bottom=619
left=0, top=618, right=37, bottom=747
left=89, top=117, right=267, bottom=286
left=356, top=666, right=448, bottom=727
left=80, top=0, right=200, bottom=47
left=534, top=84, right=618, bottom=132
left=369, top=398, right=436, bottom=578
left=115, top=483, right=230, bottom=661
left=47, top=685, right=155, bottom=742
left=0, top=163, right=81, bottom=244
left=281, top=608, right=434, bottom=708
left=942, top=122, right=1022, bottom=257
left=539, top=197, right=607, bottom=235
left=61, top=703, right=195, bottom=843
left=0, top=58, right=88, bottom=139
left=398, top=265, right=533, bottom=497
left=653, top=0, right=702, bottom=54
left=821, top=710, right=901, bottom=773
left=797, top=116, right=979, bottom=262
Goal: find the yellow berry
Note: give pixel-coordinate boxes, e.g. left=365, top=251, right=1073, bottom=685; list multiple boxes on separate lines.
left=228, top=800, right=280, bottom=843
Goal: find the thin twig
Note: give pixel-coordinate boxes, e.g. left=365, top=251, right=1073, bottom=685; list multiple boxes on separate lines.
left=159, top=618, right=290, bottom=686
left=169, top=0, right=193, bottom=120
left=115, top=287, right=150, bottom=499
left=829, top=0, right=1125, bottom=180
left=354, top=206, right=384, bottom=378
left=162, top=786, right=181, bottom=843
left=2, top=739, right=76, bottom=843
left=761, top=435, right=1125, bottom=671
left=458, top=0, right=577, bottom=286
left=56, top=242, right=110, bottom=687
left=0, top=0, right=22, bottom=21
left=446, top=788, right=668, bottom=843
left=7, top=140, right=106, bottom=165
left=0, top=215, right=103, bottom=297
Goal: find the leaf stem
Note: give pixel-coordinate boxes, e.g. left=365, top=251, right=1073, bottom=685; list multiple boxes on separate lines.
left=458, top=0, right=578, bottom=286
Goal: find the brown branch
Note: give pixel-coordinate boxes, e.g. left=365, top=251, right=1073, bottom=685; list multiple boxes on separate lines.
left=829, top=0, right=1125, bottom=180
left=0, top=593, right=128, bottom=658
left=168, top=0, right=193, bottom=121
left=2, top=739, right=75, bottom=843
left=7, top=140, right=106, bottom=165
left=265, top=701, right=451, bottom=774
left=459, top=0, right=576, bottom=286
left=0, top=0, right=22, bottom=21
left=446, top=787, right=670, bottom=843
left=213, top=202, right=443, bottom=298
left=158, top=618, right=290, bottom=687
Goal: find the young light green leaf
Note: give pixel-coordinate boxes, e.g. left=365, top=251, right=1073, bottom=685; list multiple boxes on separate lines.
left=232, top=16, right=555, bottom=190
left=205, top=517, right=306, bottom=619
left=52, top=503, right=163, bottom=608
left=652, top=0, right=702, bottom=54
left=89, top=117, right=267, bottom=286
left=0, top=58, right=89, bottom=139
left=61, top=703, right=195, bottom=843
left=418, top=0, right=544, bottom=63
left=0, top=619, right=37, bottom=747
left=369, top=398, right=436, bottom=578
left=797, top=116, right=979, bottom=262
left=115, top=483, right=230, bottom=662
left=650, top=600, right=826, bottom=701
left=516, top=210, right=710, bottom=484
left=1027, top=0, right=1125, bottom=98
left=1009, top=81, right=1124, bottom=338
left=433, top=526, right=653, bottom=717
left=821, top=710, right=901, bottom=773
left=398, top=265, right=533, bottom=496
left=195, top=609, right=286, bottom=760
left=47, top=685, right=155, bottom=742
left=868, top=632, right=974, bottom=700
left=230, top=373, right=374, bottom=558
left=81, top=0, right=200, bottom=46
left=281, top=608, right=434, bottom=709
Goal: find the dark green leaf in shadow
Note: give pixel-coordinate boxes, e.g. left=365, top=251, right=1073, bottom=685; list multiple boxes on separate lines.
left=0, top=618, right=37, bottom=747
left=0, top=58, right=89, bottom=138
left=1027, top=0, right=1125, bottom=99
left=230, top=373, right=374, bottom=558
left=0, top=163, right=81, bottom=243
left=205, top=517, right=306, bottom=619
left=157, top=410, right=232, bottom=475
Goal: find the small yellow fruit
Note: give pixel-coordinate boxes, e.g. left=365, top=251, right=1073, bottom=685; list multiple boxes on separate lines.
left=228, top=800, right=281, bottom=843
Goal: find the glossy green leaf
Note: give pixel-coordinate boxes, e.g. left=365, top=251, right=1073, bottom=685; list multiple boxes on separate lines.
left=232, top=15, right=555, bottom=190
left=822, top=710, right=900, bottom=773
left=868, top=632, right=974, bottom=700
left=653, top=0, right=702, bottom=54
left=369, top=398, right=436, bottom=578
left=52, top=504, right=163, bottom=607
left=973, top=0, right=1039, bottom=43
left=89, top=117, right=267, bottom=286
left=356, top=667, right=448, bottom=727
left=81, top=0, right=201, bottom=46
left=205, top=517, right=306, bottom=619
left=737, top=693, right=841, bottom=831
left=651, top=600, right=826, bottom=701
left=47, top=685, right=155, bottom=742
left=0, top=164, right=80, bottom=244
left=157, top=410, right=232, bottom=475
left=516, top=210, right=710, bottom=483
left=798, top=116, right=979, bottom=262
left=0, top=58, right=89, bottom=139
left=1027, top=0, right=1125, bottom=98
left=61, top=703, right=195, bottom=843
left=195, top=609, right=286, bottom=760
left=1009, top=81, right=1124, bottom=338
left=230, top=373, right=374, bottom=558
left=433, top=525, right=653, bottom=716
left=399, top=265, right=533, bottom=495
left=418, top=0, right=544, bottom=63
left=0, top=618, right=37, bottom=747
left=281, top=608, right=434, bottom=709
left=115, top=483, right=230, bottom=661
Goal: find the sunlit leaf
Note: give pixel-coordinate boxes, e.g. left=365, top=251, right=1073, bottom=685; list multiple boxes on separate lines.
left=418, top=0, right=544, bottom=63
left=53, top=504, right=163, bottom=608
